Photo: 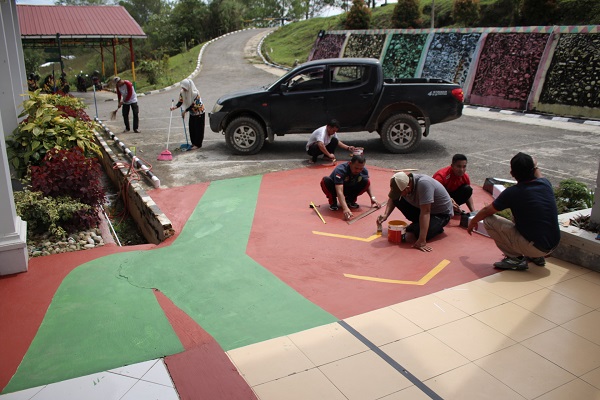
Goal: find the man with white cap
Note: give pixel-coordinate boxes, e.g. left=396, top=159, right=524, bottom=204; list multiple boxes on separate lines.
left=378, top=172, right=453, bottom=252
left=113, top=76, right=140, bottom=133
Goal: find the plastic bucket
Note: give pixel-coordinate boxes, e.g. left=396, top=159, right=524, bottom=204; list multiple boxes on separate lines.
left=388, top=220, right=407, bottom=243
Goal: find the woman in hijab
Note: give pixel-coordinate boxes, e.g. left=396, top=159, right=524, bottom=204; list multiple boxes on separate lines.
left=170, top=78, right=205, bottom=150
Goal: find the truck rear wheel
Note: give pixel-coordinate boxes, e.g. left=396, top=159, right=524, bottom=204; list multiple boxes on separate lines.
left=380, top=114, right=422, bottom=154
left=225, top=116, right=265, bottom=155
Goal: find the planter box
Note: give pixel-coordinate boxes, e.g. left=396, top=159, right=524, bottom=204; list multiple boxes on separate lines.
left=553, top=209, right=600, bottom=272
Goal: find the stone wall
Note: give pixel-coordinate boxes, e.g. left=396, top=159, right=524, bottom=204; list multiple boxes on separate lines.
left=309, top=26, right=600, bottom=119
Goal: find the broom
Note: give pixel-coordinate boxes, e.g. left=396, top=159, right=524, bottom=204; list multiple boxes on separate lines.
left=157, top=100, right=174, bottom=161
left=110, top=106, right=119, bottom=120
left=180, top=108, right=193, bottom=151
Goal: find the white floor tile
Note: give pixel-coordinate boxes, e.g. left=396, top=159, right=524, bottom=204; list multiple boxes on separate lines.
left=120, top=380, right=179, bottom=400
left=141, top=359, right=174, bottom=387
left=108, top=359, right=158, bottom=380
left=0, top=386, right=46, bottom=400
left=26, top=371, right=137, bottom=400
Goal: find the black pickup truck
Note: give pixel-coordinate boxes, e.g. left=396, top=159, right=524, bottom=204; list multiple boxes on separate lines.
left=209, top=58, right=463, bottom=155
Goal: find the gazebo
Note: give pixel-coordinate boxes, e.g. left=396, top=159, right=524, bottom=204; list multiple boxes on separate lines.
left=17, top=4, right=146, bottom=85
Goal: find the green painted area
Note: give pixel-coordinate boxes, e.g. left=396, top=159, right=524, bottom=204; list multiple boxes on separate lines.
left=5, top=175, right=336, bottom=393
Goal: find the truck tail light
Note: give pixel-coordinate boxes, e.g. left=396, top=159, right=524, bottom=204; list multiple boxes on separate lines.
left=451, top=88, right=464, bottom=103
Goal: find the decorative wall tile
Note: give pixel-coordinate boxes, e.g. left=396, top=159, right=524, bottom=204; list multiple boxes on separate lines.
left=470, top=33, right=549, bottom=107
left=382, top=34, right=428, bottom=79
left=310, top=34, right=346, bottom=61
left=422, top=32, right=481, bottom=85
left=342, top=34, right=386, bottom=60
left=540, top=33, right=600, bottom=108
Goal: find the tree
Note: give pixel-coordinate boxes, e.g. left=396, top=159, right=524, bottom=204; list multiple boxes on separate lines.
left=118, top=0, right=166, bottom=26
left=520, top=0, right=557, bottom=25
left=207, top=0, right=245, bottom=37
left=345, top=0, right=371, bottom=29
left=452, top=0, right=480, bottom=27
left=54, top=0, right=110, bottom=4
left=169, top=0, right=210, bottom=50
left=392, top=0, right=421, bottom=29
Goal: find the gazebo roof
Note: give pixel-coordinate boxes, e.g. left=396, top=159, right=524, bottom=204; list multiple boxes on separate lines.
left=17, top=5, right=146, bottom=40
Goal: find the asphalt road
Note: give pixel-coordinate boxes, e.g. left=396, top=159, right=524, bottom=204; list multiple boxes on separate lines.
left=82, top=28, right=600, bottom=191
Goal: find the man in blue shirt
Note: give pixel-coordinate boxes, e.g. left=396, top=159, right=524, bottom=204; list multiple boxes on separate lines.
left=468, top=152, right=560, bottom=270
left=320, top=155, right=381, bottom=220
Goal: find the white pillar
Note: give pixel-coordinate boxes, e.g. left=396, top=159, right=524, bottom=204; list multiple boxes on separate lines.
left=0, top=0, right=28, bottom=275
left=591, top=159, right=600, bottom=224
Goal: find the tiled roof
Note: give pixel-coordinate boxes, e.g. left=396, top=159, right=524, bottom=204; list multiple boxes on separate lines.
left=17, top=5, right=146, bottom=38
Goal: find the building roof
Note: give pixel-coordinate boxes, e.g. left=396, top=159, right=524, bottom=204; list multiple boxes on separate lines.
left=17, top=5, right=146, bottom=39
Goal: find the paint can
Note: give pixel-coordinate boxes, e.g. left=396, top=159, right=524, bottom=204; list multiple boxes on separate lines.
left=352, top=148, right=363, bottom=156
left=388, top=220, right=407, bottom=243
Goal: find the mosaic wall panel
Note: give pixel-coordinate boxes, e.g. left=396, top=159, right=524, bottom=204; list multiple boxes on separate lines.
left=539, top=33, right=600, bottom=108
left=471, top=33, right=549, bottom=106
left=342, top=34, right=386, bottom=60
left=422, top=32, right=481, bottom=85
left=381, top=34, right=428, bottom=79
left=309, top=34, right=346, bottom=61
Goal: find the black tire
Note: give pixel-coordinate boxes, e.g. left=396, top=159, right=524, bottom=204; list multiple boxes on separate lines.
left=224, top=116, right=266, bottom=155
left=380, top=114, right=422, bottom=154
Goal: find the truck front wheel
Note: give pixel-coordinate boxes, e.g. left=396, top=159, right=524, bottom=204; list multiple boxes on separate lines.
left=380, top=114, right=422, bottom=154
left=225, top=116, right=265, bottom=155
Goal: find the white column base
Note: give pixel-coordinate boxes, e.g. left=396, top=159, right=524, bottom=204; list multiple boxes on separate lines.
left=0, top=217, right=28, bottom=275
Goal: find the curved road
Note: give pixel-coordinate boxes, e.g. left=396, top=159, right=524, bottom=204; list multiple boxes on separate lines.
left=90, top=29, right=600, bottom=190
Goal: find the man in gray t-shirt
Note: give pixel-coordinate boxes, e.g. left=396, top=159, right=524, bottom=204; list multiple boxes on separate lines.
left=378, top=172, right=453, bottom=252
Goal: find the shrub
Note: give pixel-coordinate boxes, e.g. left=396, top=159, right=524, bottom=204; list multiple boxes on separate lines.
left=555, top=179, right=593, bottom=213
left=453, top=0, right=481, bottom=27
left=6, top=90, right=102, bottom=178
left=392, top=0, right=422, bottom=29
left=520, top=0, right=557, bottom=25
left=30, top=147, right=105, bottom=207
left=14, top=190, right=96, bottom=238
left=345, top=0, right=372, bottom=30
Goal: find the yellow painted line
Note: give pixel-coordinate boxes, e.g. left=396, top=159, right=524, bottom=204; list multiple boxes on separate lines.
left=344, top=259, right=451, bottom=285
left=312, top=231, right=381, bottom=242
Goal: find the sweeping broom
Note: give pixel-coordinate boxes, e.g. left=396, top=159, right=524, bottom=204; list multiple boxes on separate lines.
left=180, top=108, right=193, bottom=151
left=157, top=100, right=174, bottom=161
left=110, top=105, right=119, bottom=120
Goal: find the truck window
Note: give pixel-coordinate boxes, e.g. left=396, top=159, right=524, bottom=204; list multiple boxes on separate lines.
left=331, top=65, right=367, bottom=87
left=284, top=66, right=325, bottom=92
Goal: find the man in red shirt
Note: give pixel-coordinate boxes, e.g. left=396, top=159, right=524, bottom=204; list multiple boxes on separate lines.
left=433, top=154, right=475, bottom=213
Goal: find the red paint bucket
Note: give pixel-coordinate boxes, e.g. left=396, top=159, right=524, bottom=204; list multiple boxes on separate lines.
left=388, top=220, right=407, bottom=243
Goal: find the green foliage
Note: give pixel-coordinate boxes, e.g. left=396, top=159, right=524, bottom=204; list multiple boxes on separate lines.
left=207, top=0, right=246, bottom=38
left=392, top=0, right=423, bottom=28
left=14, top=190, right=94, bottom=238
left=344, top=0, right=372, bottom=29
left=453, top=0, right=481, bottom=26
left=137, top=59, right=163, bottom=85
left=520, top=0, right=557, bottom=25
left=5, top=91, right=102, bottom=179
left=555, top=179, right=593, bottom=213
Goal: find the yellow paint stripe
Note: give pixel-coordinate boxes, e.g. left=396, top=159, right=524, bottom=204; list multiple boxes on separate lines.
left=344, top=259, right=451, bottom=285
left=312, top=231, right=381, bottom=242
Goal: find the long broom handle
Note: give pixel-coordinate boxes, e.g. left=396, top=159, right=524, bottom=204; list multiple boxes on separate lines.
left=166, top=99, right=174, bottom=148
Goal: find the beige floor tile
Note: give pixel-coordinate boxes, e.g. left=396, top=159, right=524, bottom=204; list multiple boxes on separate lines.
left=471, top=272, right=545, bottom=300
left=521, top=326, right=600, bottom=376
left=578, top=270, right=600, bottom=286
left=473, top=302, right=556, bottom=342
left=563, top=310, right=600, bottom=346
left=534, top=378, right=600, bottom=400
left=512, top=288, right=593, bottom=325
left=287, top=322, right=369, bottom=366
left=531, top=258, right=590, bottom=287
left=344, top=307, right=422, bottom=346
left=425, top=362, right=526, bottom=400
left=381, top=332, right=469, bottom=381
left=379, top=385, right=433, bottom=399
left=475, top=344, right=575, bottom=399
left=433, top=282, right=508, bottom=315
left=429, top=317, right=515, bottom=361
left=252, top=368, right=346, bottom=400
left=550, top=277, right=600, bottom=308
left=227, top=336, right=315, bottom=386
left=318, top=350, right=412, bottom=400
left=581, top=367, right=600, bottom=390
left=389, top=294, right=469, bottom=330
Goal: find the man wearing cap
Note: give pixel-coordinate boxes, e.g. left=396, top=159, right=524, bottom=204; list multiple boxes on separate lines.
left=321, top=154, right=381, bottom=220
left=113, top=77, right=140, bottom=133
left=306, top=119, right=361, bottom=164
left=467, top=152, right=560, bottom=270
left=378, top=172, right=453, bottom=252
